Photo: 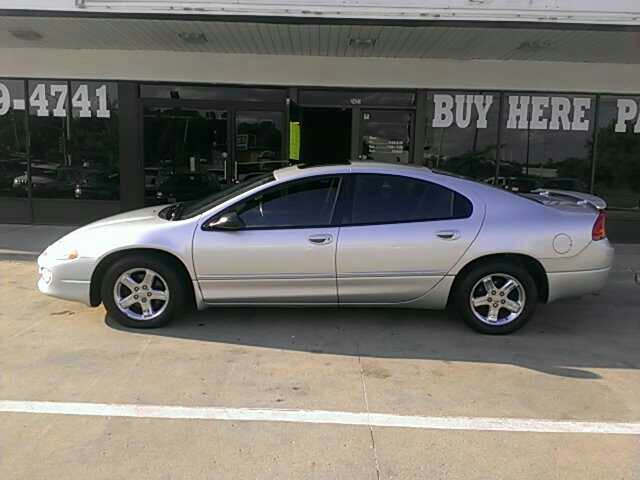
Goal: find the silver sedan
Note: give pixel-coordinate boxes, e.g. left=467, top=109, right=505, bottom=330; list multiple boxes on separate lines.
left=37, top=162, right=614, bottom=334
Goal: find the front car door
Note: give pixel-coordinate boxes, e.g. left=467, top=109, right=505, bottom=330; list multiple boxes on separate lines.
left=193, top=174, right=343, bottom=304
left=336, top=172, right=483, bottom=303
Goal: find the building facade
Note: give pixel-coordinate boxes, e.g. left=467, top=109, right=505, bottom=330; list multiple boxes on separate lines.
left=1, top=1, right=640, bottom=242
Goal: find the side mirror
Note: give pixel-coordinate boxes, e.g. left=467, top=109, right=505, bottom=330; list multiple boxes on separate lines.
left=205, top=211, right=245, bottom=231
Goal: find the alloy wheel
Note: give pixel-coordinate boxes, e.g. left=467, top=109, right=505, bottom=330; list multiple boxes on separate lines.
left=113, top=268, right=170, bottom=321
left=469, top=273, right=526, bottom=326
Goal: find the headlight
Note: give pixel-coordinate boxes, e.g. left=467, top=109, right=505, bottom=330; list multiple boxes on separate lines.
left=44, top=245, right=79, bottom=261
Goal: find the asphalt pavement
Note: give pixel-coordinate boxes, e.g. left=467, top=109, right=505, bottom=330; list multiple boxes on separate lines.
left=0, top=225, right=639, bottom=479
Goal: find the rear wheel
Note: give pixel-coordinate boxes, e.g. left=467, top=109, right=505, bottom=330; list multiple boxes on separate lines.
left=454, top=261, right=538, bottom=334
left=102, top=255, right=184, bottom=328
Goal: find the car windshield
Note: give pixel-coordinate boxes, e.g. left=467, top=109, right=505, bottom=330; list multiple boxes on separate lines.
left=175, top=173, right=275, bottom=220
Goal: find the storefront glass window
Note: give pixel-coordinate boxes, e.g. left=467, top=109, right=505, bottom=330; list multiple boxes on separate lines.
left=0, top=80, right=27, bottom=198
left=424, top=91, right=499, bottom=181
left=594, top=95, right=640, bottom=242
left=28, top=80, right=72, bottom=199
left=143, top=106, right=227, bottom=204
left=360, top=110, right=412, bottom=164
left=28, top=80, right=120, bottom=200
left=498, top=93, right=594, bottom=193
left=235, top=111, right=285, bottom=181
left=70, top=81, right=119, bottom=200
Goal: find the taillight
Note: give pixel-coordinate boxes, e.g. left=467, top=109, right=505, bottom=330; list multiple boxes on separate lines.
left=592, top=210, right=607, bottom=241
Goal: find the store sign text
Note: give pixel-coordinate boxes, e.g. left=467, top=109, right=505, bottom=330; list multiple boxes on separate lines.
left=615, top=99, right=640, bottom=133
left=0, top=82, right=111, bottom=118
left=432, top=94, right=494, bottom=129
left=433, top=94, right=594, bottom=131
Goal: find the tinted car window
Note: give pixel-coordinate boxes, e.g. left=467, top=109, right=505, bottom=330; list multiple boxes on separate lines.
left=232, top=176, right=341, bottom=229
left=346, top=174, right=472, bottom=225
left=179, top=173, right=274, bottom=219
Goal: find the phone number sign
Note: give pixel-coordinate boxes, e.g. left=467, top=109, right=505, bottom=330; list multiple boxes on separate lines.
left=0, top=82, right=112, bottom=118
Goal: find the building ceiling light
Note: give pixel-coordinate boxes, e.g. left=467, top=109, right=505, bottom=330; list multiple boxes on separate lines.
left=348, top=38, right=377, bottom=49
left=9, top=30, right=43, bottom=41
left=177, top=32, right=208, bottom=44
left=516, top=40, right=553, bottom=52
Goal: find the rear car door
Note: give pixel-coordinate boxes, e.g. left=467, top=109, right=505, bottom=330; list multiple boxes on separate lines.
left=193, top=174, right=342, bottom=304
left=336, top=173, right=483, bottom=303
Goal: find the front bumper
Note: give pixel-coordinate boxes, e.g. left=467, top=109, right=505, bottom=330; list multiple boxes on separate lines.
left=37, top=254, right=95, bottom=306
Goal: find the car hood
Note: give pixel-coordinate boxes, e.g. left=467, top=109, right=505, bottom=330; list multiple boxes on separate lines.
left=45, top=205, right=173, bottom=258
left=81, top=205, right=167, bottom=230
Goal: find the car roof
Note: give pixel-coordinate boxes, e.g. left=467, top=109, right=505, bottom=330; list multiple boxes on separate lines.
left=273, top=161, right=432, bottom=181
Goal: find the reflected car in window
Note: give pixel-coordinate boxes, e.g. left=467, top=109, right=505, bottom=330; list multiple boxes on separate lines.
left=37, top=162, right=614, bottom=335
left=13, top=164, right=79, bottom=198
left=542, top=177, right=589, bottom=193
left=74, top=171, right=120, bottom=200
left=154, top=173, right=221, bottom=204
left=484, top=176, right=540, bottom=193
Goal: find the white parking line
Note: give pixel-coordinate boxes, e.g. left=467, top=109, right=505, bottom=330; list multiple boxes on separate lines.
left=1, top=400, right=639, bottom=435
left=0, top=248, right=40, bottom=256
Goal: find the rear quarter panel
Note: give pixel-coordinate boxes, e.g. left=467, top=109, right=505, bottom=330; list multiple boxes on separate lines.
left=445, top=182, right=600, bottom=275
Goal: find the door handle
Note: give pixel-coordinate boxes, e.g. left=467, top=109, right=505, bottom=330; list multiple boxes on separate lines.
left=436, top=230, right=461, bottom=240
left=308, top=234, right=333, bottom=245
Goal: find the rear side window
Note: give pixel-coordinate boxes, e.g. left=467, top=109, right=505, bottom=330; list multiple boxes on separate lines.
left=343, top=174, right=472, bottom=226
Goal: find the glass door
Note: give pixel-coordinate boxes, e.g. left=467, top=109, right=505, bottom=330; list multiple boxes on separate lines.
left=358, top=110, right=413, bottom=164
left=143, top=106, right=229, bottom=204
left=234, top=110, right=286, bottom=182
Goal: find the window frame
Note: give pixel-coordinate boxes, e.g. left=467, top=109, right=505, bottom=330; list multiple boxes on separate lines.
left=204, top=173, right=346, bottom=231
left=337, top=173, right=474, bottom=228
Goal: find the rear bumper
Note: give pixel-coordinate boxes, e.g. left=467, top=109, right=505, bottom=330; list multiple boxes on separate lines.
left=547, top=267, right=611, bottom=302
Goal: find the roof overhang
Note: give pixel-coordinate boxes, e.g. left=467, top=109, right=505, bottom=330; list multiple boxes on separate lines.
left=1, top=14, right=640, bottom=64
left=2, top=1, right=640, bottom=27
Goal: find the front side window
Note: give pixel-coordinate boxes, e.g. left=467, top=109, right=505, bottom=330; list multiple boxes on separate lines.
left=230, top=175, right=341, bottom=229
left=345, top=174, right=472, bottom=226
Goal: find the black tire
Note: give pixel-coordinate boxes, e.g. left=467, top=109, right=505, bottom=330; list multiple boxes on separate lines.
left=102, top=254, right=185, bottom=329
left=454, top=261, right=538, bottom=334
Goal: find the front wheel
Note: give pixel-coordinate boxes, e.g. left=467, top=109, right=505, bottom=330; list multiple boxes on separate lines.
left=454, top=262, right=538, bottom=334
left=102, top=255, right=184, bottom=328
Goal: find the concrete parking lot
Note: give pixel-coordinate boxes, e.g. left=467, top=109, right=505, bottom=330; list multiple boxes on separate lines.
left=1, top=226, right=639, bottom=479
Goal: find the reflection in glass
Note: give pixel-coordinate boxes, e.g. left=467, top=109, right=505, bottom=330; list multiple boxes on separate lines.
left=144, top=107, right=227, bottom=204
left=0, top=80, right=27, bottom=199
left=28, top=80, right=72, bottom=199
left=235, top=111, right=285, bottom=181
left=595, top=96, right=640, bottom=208
left=70, top=81, right=119, bottom=200
left=27, top=80, right=120, bottom=200
left=424, top=92, right=499, bottom=181
left=594, top=96, right=640, bottom=243
left=360, top=110, right=412, bottom=164
left=499, top=94, right=594, bottom=194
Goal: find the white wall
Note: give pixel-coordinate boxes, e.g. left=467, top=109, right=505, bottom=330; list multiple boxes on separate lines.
left=4, top=0, right=640, bottom=25
left=1, top=47, right=640, bottom=94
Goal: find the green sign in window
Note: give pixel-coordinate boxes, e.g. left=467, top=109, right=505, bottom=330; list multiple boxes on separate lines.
left=289, top=121, right=300, bottom=161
